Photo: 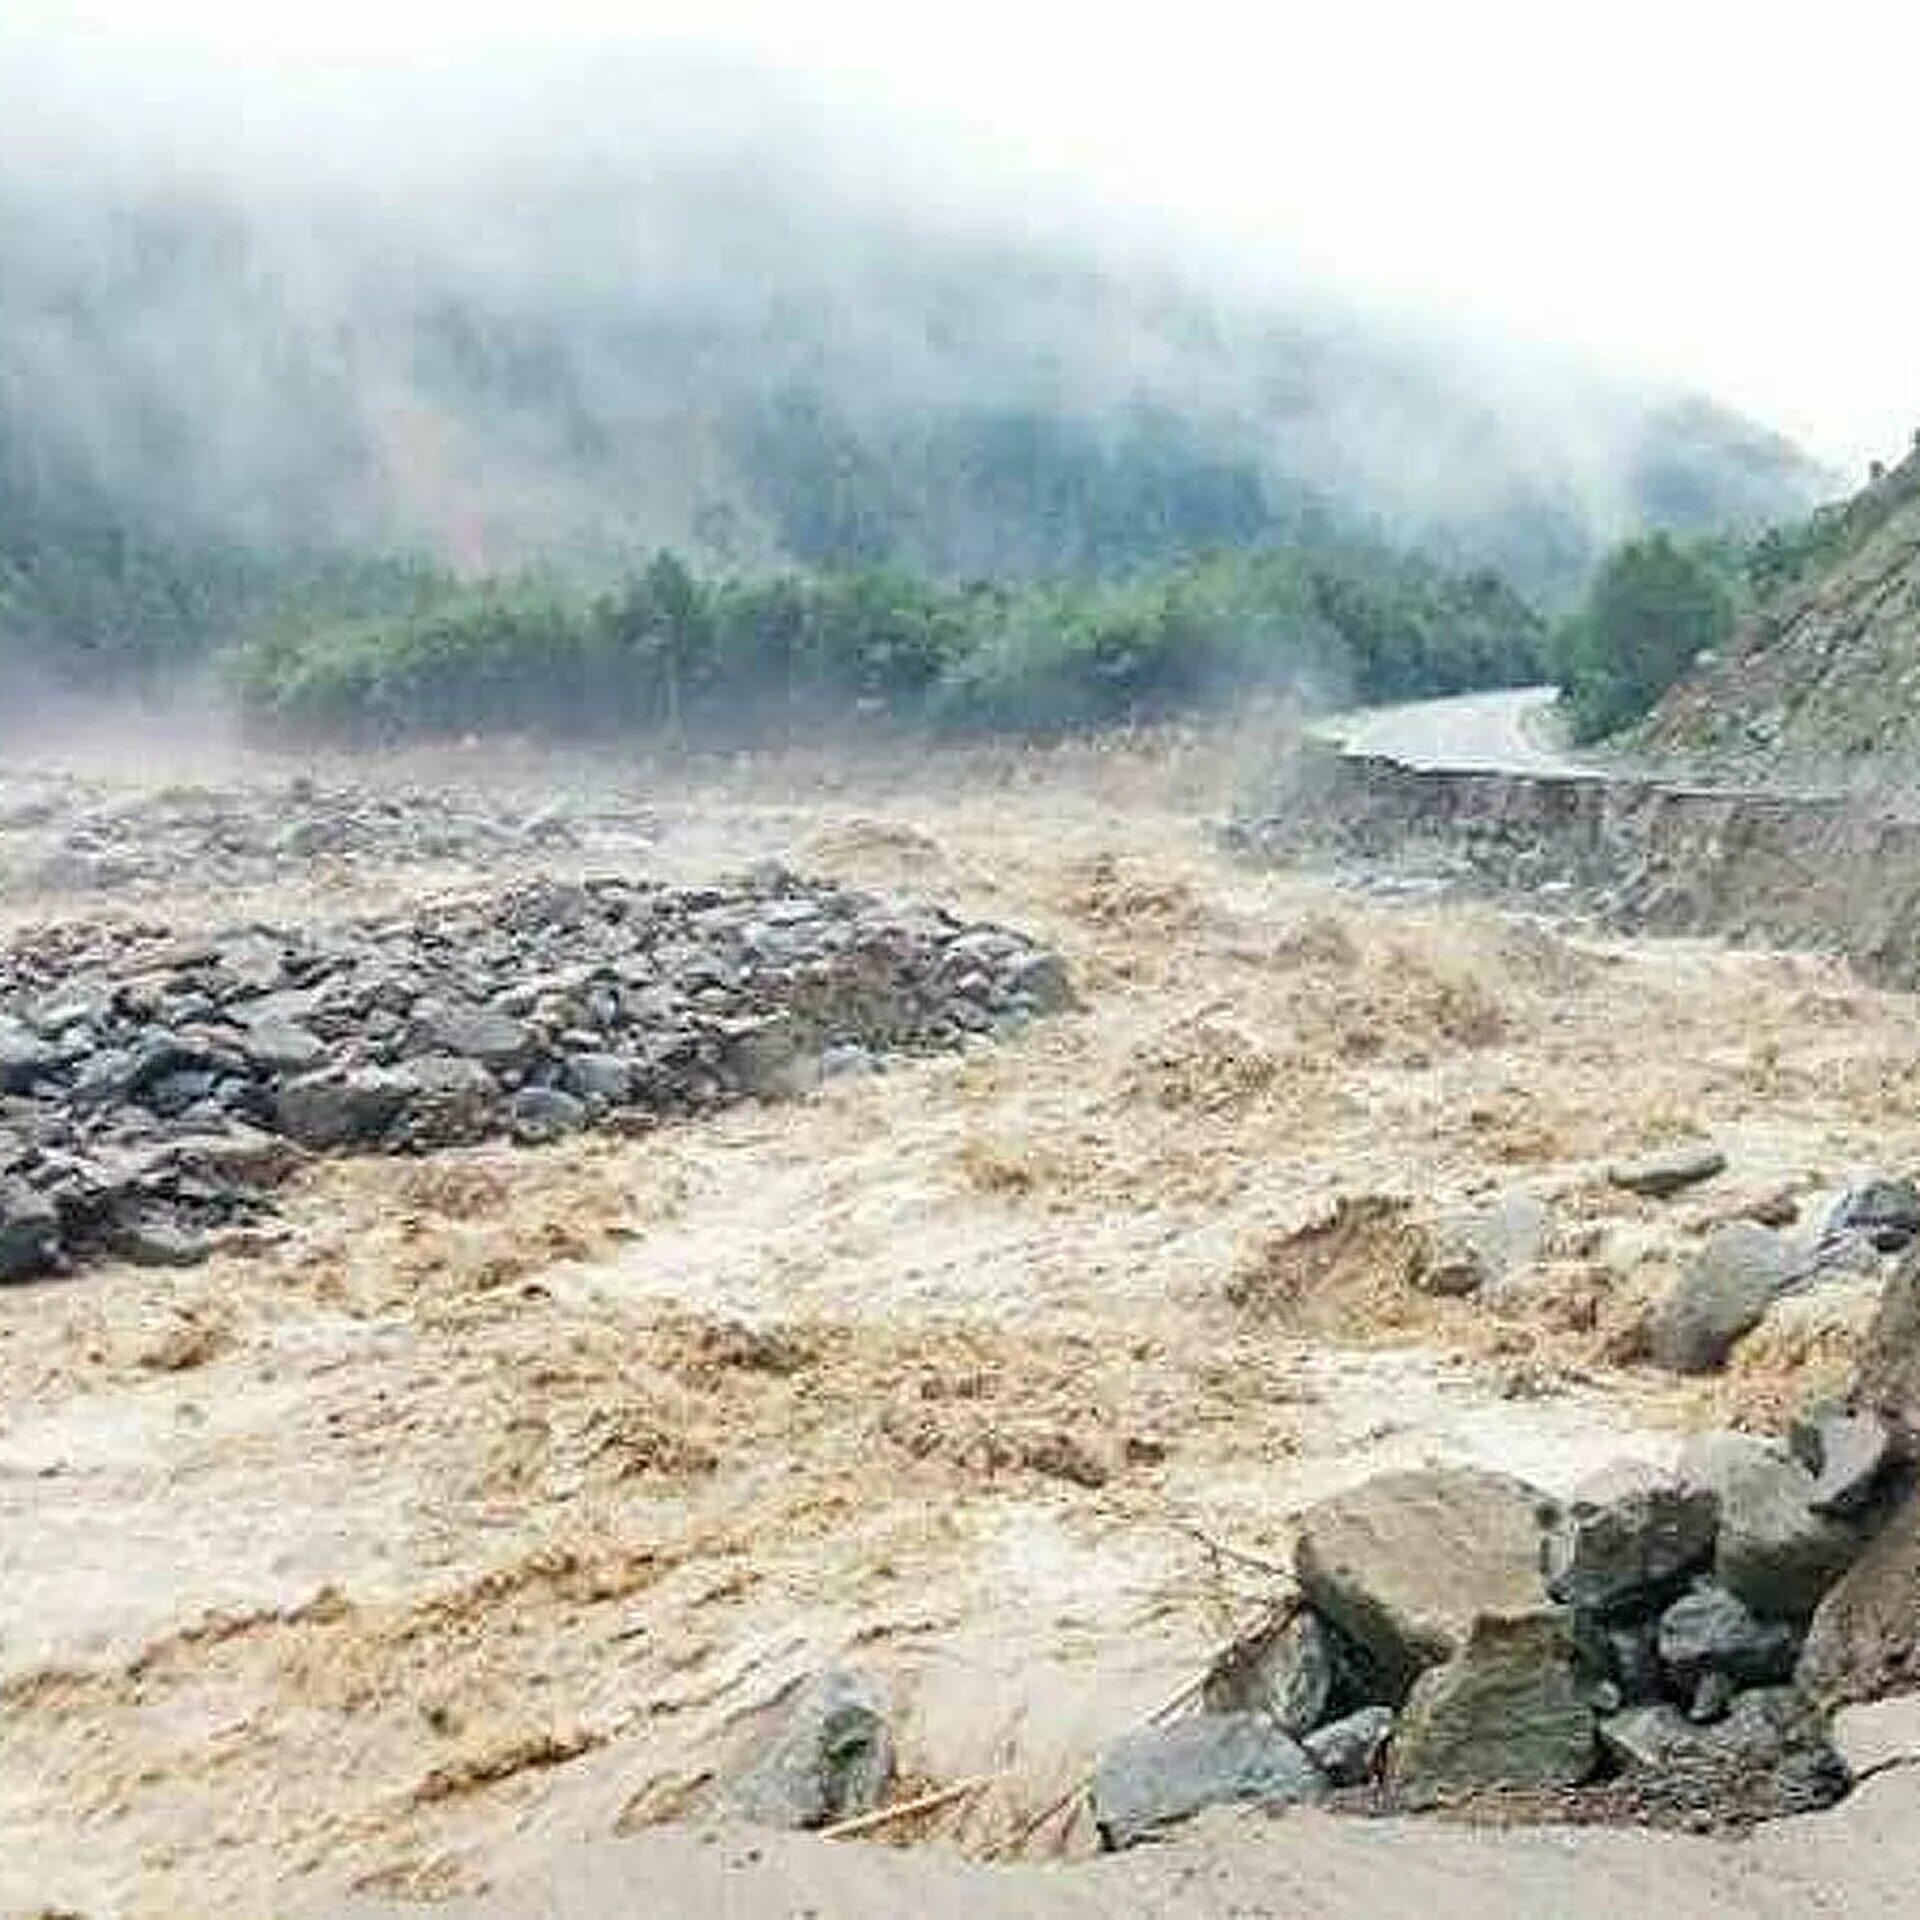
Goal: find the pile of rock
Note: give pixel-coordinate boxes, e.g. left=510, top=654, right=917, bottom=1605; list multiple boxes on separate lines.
left=1087, top=1431, right=1909, bottom=1847
left=0, top=774, right=622, bottom=901
left=0, top=869, right=1070, bottom=1280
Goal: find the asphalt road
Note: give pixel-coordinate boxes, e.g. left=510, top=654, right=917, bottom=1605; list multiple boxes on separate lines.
left=1312, top=685, right=1576, bottom=775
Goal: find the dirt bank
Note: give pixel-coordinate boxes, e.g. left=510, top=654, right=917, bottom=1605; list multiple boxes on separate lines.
left=3, top=726, right=1917, bottom=1915
left=1235, top=742, right=1920, bottom=987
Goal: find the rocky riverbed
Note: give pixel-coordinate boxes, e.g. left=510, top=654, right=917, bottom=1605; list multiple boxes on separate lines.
left=0, top=868, right=1069, bottom=1281
left=6, top=727, right=1920, bottom=1918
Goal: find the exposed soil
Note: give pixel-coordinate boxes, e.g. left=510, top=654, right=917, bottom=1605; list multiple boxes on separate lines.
left=2, top=720, right=1915, bottom=1917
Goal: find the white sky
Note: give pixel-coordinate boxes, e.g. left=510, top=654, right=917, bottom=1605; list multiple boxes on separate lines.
left=8, top=0, right=1918, bottom=472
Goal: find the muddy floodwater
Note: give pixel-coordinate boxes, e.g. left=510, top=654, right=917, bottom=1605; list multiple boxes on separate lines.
left=0, top=722, right=1910, bottom=1916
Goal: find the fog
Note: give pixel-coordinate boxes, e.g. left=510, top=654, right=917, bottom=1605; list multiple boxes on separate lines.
left=0, top=33, right=1830, bottom=604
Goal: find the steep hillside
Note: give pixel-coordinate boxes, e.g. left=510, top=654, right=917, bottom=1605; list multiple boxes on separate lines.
left=1643, top=439, right=1920, bottom=774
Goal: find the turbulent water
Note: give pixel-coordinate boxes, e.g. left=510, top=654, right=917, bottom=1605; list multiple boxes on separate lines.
left=0, top=720, right=1909, bottom=1915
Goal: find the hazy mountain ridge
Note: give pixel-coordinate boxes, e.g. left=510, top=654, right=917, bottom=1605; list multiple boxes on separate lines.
left=0, top=128, right=1829, bottom=651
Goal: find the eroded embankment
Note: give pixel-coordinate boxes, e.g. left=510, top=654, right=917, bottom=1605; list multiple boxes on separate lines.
left=1231, top=746, right=1920, bottom=987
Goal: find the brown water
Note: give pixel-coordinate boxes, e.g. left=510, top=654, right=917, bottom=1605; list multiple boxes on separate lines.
left=0, top=725, right=1908, bottom=1916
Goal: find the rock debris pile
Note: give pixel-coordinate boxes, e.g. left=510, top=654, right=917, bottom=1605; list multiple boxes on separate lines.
left=0, top=869, right=1071, bottom=1281
left=0, top=774, right=638, bottom=901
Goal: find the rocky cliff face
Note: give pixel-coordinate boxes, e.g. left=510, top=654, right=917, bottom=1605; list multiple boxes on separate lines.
left=1643, top=442, right=1920, bottom=776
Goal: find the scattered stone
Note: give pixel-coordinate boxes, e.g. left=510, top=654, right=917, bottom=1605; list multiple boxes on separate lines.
left=726, top=1670, right=895, bottom=1831
left=1829, top=1691, right=1920, bottom=1779
left=1827, top=1179, right=1920, bottom=1255
left=1658, top=1583, right=1799, bottom=1692
left=1647, top=1223, right=1788, bottom=1374
left=1608, top=1145, right=1727, bottom=1199
left=1201, top=1611, right=1336, bottom=1736
left=1542, top=1459, right=1719, bottom=1617
left=1417, top=1193, right=1548, bottom=1298
left=1681, top=1432, right=1862, bottom=1622
left=1688, top=1668, right=1737, bottom=1724
left=1293, top=1467, right=1551, bottom=1700
left=1387, top=1611, right=1596, bottom=1808
left=1091, top=1712, right=1324, bottom=1849
left=1303, top=1706, right=1394, bottom=1785
left=0, top=1177, right=61, bottom=1281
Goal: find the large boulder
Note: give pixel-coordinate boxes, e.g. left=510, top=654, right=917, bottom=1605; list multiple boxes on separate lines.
left=1681, top=1432, right=1861, bottom=1622
left=1542, top=1459, right=1718, bottom=1617
left=1648, top=1223, right=1788, bottom=1374
left=1799, top=1484, right=1920, bottom=1703
left=1387, top=1611, right=1596, bottom=1808
left=1091, top=1712, right=1324, bottom=1849
left=1293, top=1468, right=1551, bottom=1701
left=726, top=1670, right=894, bottom=1831
left=1852, top=1240, right=1920, bottom=1444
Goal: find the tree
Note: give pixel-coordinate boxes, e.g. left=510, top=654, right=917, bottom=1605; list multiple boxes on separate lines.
left=1559, top=535, right=1732, bottom=741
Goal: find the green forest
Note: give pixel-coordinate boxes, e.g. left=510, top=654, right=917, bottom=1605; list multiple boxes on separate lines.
left=232, top=543, right=1546, bottom=743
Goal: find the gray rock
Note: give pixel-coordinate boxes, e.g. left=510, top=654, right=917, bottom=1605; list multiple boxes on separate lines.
left=1609, top=1145, right=1727, bottom=1198
left=1543, top=1458, right=1719, bottom=1616
left=726, top=1670, right=895, bottom=1830
left=274, top=1068, right=416, bottom=1150
left=1418, top=1193, right=1548, bottom=1298
left=1598, top=1688, right=1846, bottom=1813
left=1658, top=1583, right=1799, bottom=1691
left=1091, top=1712, right=1325, bottom=1848
left=1648, top=1223, right=1788, bottom=1374
left=508, top=1085, right=589, bottom=1144
left=1201, top=1611, right=1336, bottom=1736
left=561, top=1052, right=633, bottom=1104
left=1827, top=1178, right=1920, bottom=1254
left=242, top=1012, right=326, bottom=1076
left=1805, top=1412, right=1895, bottom=1517
left=0, top=1177, right=61, bottom=1281
left=1293, top=1467, right=1552, bottom=1701
left=1387, top=1611, right=1596, bottom=1808
left=1681, top=1431, right=1862, bottom=1621
left=1303, top=1706, right=1394, bottom=1785
left=1005, top=948, right=1074, bottom=1013
left=405, top=998, right=533, bottom=1071
left=0, top=1018, right=59, bottom=1094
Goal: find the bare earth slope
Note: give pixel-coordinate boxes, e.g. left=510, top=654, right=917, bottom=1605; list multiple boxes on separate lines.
left=1645, top=443, right=1920, bottom=780
left=2, top=725, right=1917, bottom=1916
